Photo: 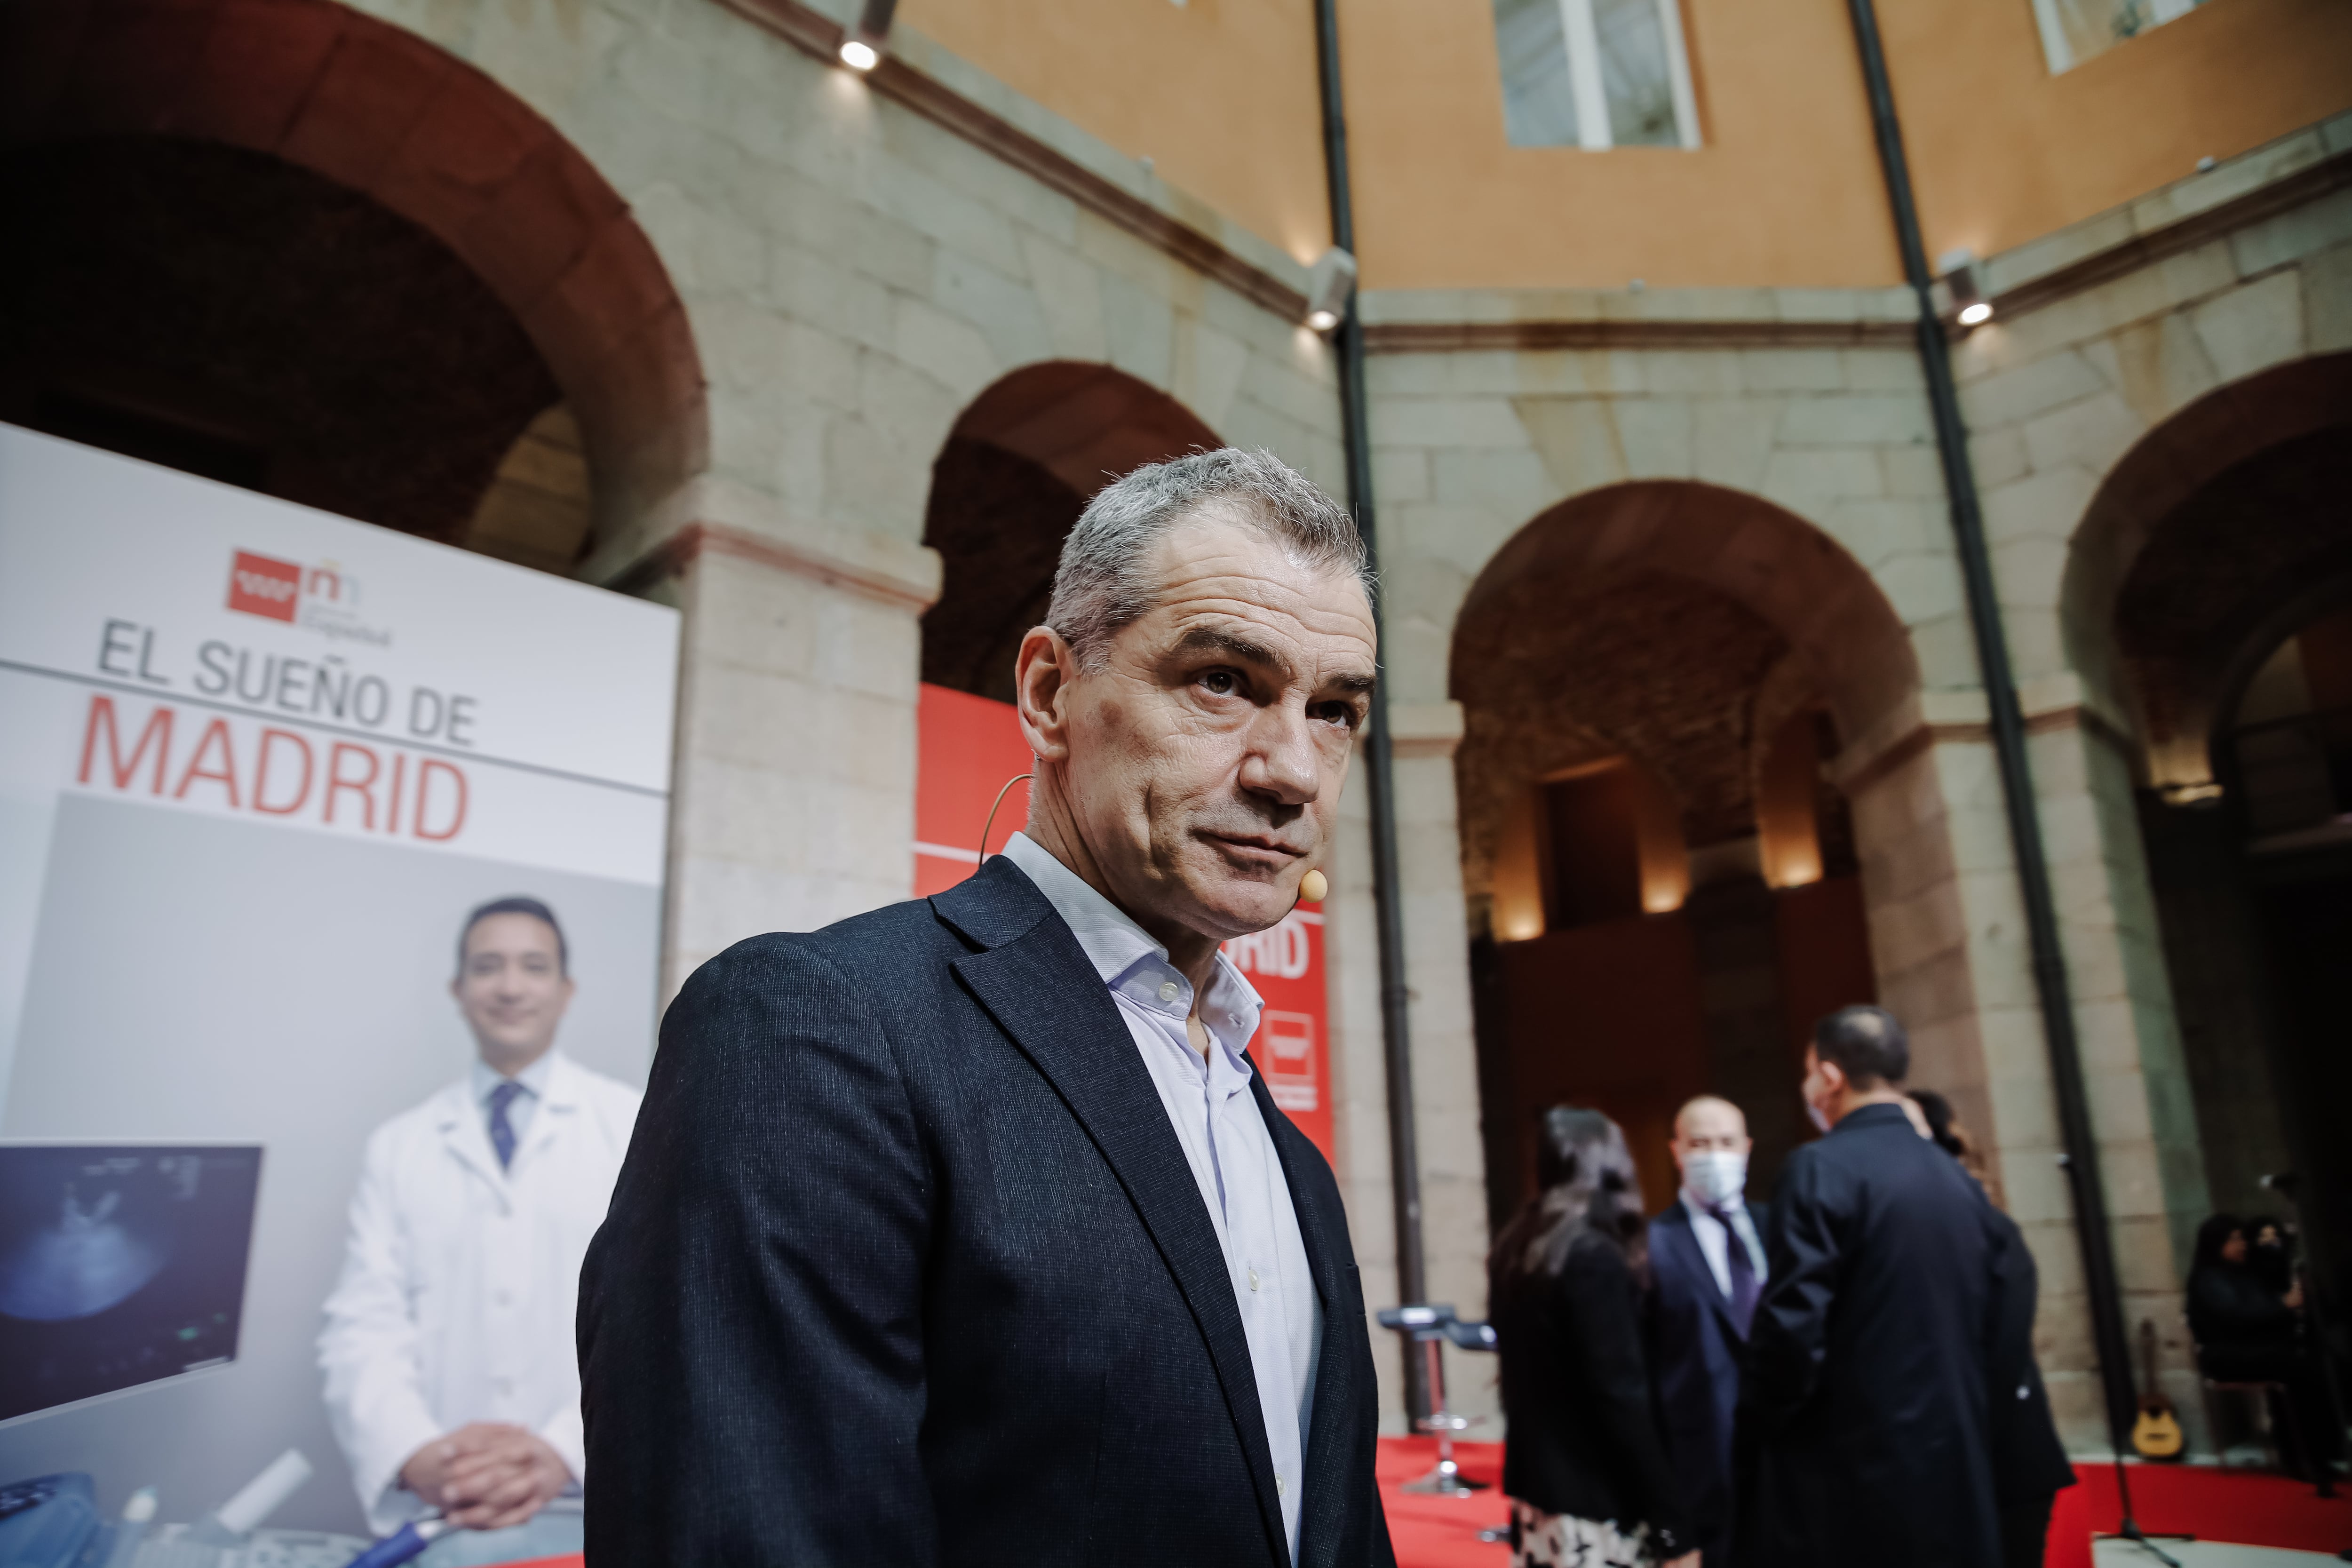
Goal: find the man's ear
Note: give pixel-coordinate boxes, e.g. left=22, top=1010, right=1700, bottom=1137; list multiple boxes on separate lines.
left=1015, top=625, right=1076, bottom=763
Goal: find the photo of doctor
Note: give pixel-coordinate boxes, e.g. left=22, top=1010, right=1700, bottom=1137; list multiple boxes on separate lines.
left=318, top=897, right=640, bottom=1558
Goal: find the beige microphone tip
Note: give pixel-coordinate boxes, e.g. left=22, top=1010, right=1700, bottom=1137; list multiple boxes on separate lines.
left=1299, top=868, right=1328, bottom=904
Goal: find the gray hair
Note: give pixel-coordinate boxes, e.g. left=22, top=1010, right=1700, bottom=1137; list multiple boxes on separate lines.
left=1045, top=448, right=1372, bottom=668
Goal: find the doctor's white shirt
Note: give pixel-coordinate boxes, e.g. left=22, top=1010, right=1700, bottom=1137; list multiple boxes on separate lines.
left=1003, top=833, right=1321, bottom=1563
left=318, top=1049, right=640, bottom=1533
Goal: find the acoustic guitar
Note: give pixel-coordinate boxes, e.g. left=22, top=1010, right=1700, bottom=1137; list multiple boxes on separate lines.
left=2130, top=1317, right=2185, bottom=1460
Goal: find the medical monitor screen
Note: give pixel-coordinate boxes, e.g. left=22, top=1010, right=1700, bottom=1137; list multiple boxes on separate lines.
left=0, top=1145, right=263, bottom=1423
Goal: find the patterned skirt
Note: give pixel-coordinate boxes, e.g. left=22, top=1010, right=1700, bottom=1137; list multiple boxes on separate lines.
left=1508, top=1498, right=1654, bottom=1568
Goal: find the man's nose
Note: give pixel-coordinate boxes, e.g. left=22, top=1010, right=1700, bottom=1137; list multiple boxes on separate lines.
left=1238, top=703, right=1322, bottom=807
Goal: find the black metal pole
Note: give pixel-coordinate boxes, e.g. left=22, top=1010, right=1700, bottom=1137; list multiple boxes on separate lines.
left=1840, top=0, right=2140, bottom=1448
left=1313, top=0, right=1431, bottom=1424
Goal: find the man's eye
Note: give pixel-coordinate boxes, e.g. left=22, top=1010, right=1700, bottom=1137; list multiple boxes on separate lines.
left=1200, top=670, right=1237, bottom=696
left=1311, top=701, right=1361, bottom=729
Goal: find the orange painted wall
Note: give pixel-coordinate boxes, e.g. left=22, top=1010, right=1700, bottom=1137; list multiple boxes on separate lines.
left=905, top=0, right=2352, bottom=294
left=1884, top=0, right=2352, bottom=268
left=1337, top=0, right=1901, bottom=289
left=896, top=0, right=1334, bottom=266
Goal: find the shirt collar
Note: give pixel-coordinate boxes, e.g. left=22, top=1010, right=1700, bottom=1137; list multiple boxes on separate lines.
left=474, top=1047, right=558, bottom=1107
left=1001, top=832, right=1264, bottom=1062
left=1683, top=1188, right=1747, bottom=1220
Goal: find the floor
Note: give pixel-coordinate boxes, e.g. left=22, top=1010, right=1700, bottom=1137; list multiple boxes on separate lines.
left=1375, top=1439, right=2352, bottom=1568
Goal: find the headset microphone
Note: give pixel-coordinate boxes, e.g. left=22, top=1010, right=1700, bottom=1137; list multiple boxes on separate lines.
left=1298, top=869, right=1328, bottom=904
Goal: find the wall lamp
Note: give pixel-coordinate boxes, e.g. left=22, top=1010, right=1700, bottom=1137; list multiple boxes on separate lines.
left=838, top=0, right=896, bottom=71
left=1303, top=246, right=1358, bottom=334
left=1938, top=247, right=1992, bottom=328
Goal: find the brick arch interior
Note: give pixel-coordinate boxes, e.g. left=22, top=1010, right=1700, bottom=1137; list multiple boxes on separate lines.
left=921, top=362, right=1221, bottom=704
left=1450, top=480, right=1979, bottom=1216
left=0, top=0, right=706, bottom=545
left=2061, top=353, right=2352, bottom=791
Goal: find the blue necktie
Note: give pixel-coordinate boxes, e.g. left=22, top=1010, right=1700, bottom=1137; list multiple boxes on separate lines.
left=489, top=1080, right=524, bottom=1171
left=1709, top=1202, right=1760, bottom=1337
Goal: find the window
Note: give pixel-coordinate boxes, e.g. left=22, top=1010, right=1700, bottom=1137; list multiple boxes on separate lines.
left=2029, top=0, right=2208, bottom=73
left=1492, top=0, right=1700, bottom=149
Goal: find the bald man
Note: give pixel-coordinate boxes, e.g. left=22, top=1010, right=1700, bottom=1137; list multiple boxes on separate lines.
left=1646, top=1096, right=1769, bottom=1567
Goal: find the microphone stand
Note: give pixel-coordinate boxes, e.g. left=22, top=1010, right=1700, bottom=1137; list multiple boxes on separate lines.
left=2099, top=1456, right=2183, bottom=1568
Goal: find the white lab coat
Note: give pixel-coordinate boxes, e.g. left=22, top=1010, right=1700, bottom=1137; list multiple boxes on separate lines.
left=318, top=1051, right=640, bottom=1532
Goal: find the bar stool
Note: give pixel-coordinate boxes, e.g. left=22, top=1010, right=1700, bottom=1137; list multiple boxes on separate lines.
left=1377, top=1303, right=1499, bottom=1497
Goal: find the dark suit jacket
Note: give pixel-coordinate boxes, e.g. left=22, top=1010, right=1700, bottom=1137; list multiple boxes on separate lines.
left=576, top=857, right=1395, bottom=1568
left=1735, top=1103, right=2006, bottom=1568
left=1983, top=1203, right=2074, bottom=1510
left=1491, top=1231, right=1689, bottom=1554
left=1647, top=1197, right=1766, bottom=1560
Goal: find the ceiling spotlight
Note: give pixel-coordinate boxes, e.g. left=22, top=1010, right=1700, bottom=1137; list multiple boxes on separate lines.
left=837, top=0, right=895, bottom=71
left=1938, top=246, right=1991, bottom=328
left=1303, top=246, right=1357, bottom=334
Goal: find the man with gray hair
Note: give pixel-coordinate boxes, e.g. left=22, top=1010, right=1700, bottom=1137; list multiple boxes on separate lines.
left=580, top=448, right=1397, bottom=1566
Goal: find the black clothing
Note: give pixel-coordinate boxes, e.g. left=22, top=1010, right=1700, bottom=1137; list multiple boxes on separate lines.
left=2188, top=1260, right=2341, bottom=1478
left=1735, top=1102, right=2006, bottom=1568
left=577, top=856, right=1395, bottom=1568
left=2187, top=1260, right=2296, bottom=1352
left=1984, top=1204, right=2073, bottom=1568
left=1998, top=1494, right=2055, bottom=1568
left=1493, top=1229, right=1689, bottom=1557
left=1647, top=1200, right=1769, bottom=1566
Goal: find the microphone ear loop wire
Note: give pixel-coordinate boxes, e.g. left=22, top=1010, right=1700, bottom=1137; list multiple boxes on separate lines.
left=978, top=772, right=1034, bottom=868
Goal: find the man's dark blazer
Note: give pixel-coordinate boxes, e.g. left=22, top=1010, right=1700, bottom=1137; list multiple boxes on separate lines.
left=1733, top=1103, right=2006, bottom=1568
left=1647, top=1195, right=1767, bottom=1566
left=576, top=855, right=1396, bottom=1568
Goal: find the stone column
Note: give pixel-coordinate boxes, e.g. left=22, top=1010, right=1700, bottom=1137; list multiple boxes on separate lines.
left=1326, top=700, right=1493, bottom=1434
left=594, top=477, right=942, bottom=999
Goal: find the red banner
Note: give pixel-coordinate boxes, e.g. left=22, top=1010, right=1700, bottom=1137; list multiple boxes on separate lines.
left=914, top=684, right=1334, bottom=1163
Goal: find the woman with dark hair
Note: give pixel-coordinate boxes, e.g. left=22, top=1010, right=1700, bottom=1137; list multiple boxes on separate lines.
left=1490, top=1106, right=1696, bottom=1568
left=2244, top=1214, right=2294, bottom=1297
left=2187, top=1213, right=2336, bottom=1479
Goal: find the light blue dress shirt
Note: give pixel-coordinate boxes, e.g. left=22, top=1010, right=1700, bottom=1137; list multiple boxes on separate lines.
left=471, top=1048, right=556, bottom=1157
left=1003, top=833, right=1321, bottom=1563
left=1679, top=1188, right=1768, bottom=1300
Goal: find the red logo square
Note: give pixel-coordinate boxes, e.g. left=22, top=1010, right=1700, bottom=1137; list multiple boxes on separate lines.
left=228, top=551, right=301, bottom=622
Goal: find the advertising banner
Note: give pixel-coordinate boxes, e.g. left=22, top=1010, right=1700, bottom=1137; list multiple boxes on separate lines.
left=0, top=426, right=677, bottom=1538
left=914, top=683, right=1335, bottom=1162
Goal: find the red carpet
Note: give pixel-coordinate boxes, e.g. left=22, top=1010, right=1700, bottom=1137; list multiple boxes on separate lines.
left=469, top=1452, right=2352, bottom=1567
left=1375, top=1438, right=2352, bottom=1568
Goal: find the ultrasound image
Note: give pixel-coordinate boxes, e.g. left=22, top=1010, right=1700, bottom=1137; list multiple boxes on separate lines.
left=0, top=1146, right=262, bottom=1422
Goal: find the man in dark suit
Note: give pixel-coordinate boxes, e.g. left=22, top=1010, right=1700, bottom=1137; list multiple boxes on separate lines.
left=1647, top=1095, right=1768, bottom=1566
left=577, top=449, right=1395, bottom=1567
left=1736, top=1006, right=2007, bottom=1568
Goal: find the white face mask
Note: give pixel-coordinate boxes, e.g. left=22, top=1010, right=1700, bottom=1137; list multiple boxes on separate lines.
left=1805, top=1097, right=1833, bottom=1134
left=1682, top=1148, right=1748, bottom=1205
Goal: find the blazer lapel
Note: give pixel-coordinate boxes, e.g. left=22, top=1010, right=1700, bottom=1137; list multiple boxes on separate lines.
left=1249, top=1069, right=1355, bottom=1568
left=1663, top=1201, right=1743, bottom=1342
left=938, top=860, right=1289, bottom=1566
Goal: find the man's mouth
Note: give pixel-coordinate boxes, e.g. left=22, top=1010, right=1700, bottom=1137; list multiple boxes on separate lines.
left=1201, top=832, right=1306, bottom=870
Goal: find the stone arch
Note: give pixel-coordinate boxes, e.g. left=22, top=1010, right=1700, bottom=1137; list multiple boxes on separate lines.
left=2060, top=352, right=2352, bottom=789
left=0, top=0, right=706, bottom=542
left=1451, top=479, right=1979, bottom=1209
left=921, top=362, right=1221, bottom=701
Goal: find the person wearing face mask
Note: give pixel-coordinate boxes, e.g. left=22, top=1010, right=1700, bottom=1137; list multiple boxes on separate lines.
left=1734, top=1005, right=2009, bottom=1568
left=1645, top=1096, right=1767, bottom=1567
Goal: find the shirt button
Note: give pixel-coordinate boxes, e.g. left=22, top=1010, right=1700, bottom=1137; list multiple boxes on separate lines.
left=1157, top=980, right=1179, bottom=1003
left=1248, top=1267, right=1261, bottom=1291
left=1276, top=1475, right=1286, bottom=1495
